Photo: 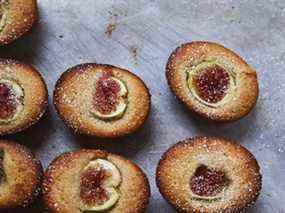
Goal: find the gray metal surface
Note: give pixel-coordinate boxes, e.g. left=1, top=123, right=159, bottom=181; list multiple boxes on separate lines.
left=1, top=0, right=284, bottom=212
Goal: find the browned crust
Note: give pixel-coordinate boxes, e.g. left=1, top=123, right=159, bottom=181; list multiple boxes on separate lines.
left=0, top=58, right=48, bottom=135
left=53, top=63, right=151, bottom=138
left=0, top=140, right=43, bottom=210
left=43, top=149, right=151, bottom=213
left=156, top=137, right=262, bottom=213
left=166, top=41, right=259, bottom=122
left=0, top=0, right=38, bottom=45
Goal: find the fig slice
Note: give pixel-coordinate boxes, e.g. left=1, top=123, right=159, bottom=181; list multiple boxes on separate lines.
left=83, top=159, right=121, bottom=187
left=80, top=159, right=121, bottom=212
left=189, top=165, right=229, bottom=201
left=81, top=187, right=120, bottom=212
left=92, top=76, right=128, bottom=121
left=0, top=79, right=24, bottom=124
left=187, top=60, right=236, bottom=108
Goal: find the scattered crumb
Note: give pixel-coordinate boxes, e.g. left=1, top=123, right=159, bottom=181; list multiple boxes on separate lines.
left=105, top=9, right=128, bottom=39
left=108, top=9, right=127, bottom=17
left=105, top=21, right=117, bottom=38
left=129, top=46, right=139, bottom=65
left=108, top=11, right=119, bottom=17
left=59, top=35, right=63, bottom=38
left=224, top=6, right=241, bottom=24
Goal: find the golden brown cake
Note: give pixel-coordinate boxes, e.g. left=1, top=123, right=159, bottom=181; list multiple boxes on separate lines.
left=54, top=63, right=151, bottom=138
left=43, top=149, right=151, bottom=213
left=166, top=41, right=259, bottom=122
left=0, top=140, right=43, bottom=210
left=0, top=0, right=37, bottom=45
left=0, top=59, right=48, bottom=135
left=156, top=137, right=262, bottom=213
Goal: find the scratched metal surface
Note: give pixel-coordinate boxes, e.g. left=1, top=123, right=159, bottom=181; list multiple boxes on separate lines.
left=0, top=0, right=284, bottom=212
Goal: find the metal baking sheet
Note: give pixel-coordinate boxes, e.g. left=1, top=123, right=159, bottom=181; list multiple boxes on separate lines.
left=1, top=0, right=284, bottom=212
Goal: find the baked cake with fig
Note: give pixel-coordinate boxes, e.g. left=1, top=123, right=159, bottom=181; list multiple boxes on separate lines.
left=166, top=41, right=259, bottom=122
left=0, top=59, right=48, bottom=135
left=43, top=149, right=150, bottom=213
left=0, top=140, right=43, bottom=210
left=0, top=0, right=38, bottom=45
left=156, top=137, right=262, bottom=212
left=53, top=64, right=151, bottom=138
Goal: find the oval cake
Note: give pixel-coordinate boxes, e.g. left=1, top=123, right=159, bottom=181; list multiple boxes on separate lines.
left=0, top=0, right=38, bottom=45
left=166, top=41, right=259, bottom=122
left=156, top=137, right=262, bottom=212
left=0, top=140, right=43, bottom=210
left=54, top=63, right=151, bottom=138
left=43, top=149, right=151, bottom=213
left=0, top=59, right=48, bottom=135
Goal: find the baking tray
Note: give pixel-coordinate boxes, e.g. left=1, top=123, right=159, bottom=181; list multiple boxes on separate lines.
left=1, top=0, right=284, bottom=212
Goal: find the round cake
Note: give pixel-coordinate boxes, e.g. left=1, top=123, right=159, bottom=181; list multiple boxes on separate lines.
left=156, top=137, right=262, bottom=212
left=0, top=0, right=38, bottom=45
left=166, top=41, right=259, bottom=122
left=54, top=63, right=151, bottom=138
left=43, top=149, right=151, bottom=213
left=0, top=59, right=48, bottom=135
left=0, top=140, right=43, bottom=210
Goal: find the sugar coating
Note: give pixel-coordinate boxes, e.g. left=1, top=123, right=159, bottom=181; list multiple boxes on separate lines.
left=166, top=41, right=259, bottom=122
left=0, top=0, right=37, bottom=45
left=54, top=63, right=151, bottom=138
left=0, top=140, right=43, bottom=209
left=42, top=149, right=151, bottom=213
left=156, top=137, right=262, bottom=212
left=0, top=59, right=48, bottom=135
